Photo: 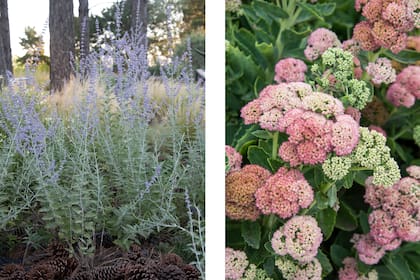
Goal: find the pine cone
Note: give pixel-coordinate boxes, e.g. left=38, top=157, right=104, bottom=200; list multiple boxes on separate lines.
left=27, top=257, right=72, bottom=279
left=126, top=245, right=158, bottom=265
left=182, top=264, right=201, bottom=280
left=26, top=264, right=55, bottom=280
left=70, top=265, right=125, bottom=280
left=0, top=264, right=26, bottom=280
left=160, top=253, right=183, bottom=267
left=47, top=241, right=69, bottom=259
left=159, top=264, right=186, bottom=280
left=125, top=261, right=161, bottom=280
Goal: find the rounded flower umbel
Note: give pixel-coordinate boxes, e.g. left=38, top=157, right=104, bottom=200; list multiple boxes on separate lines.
left=226, top=165, right=271, bottom=221
left=225, top=247, right=248, bottom=280
left=304, top=28, right=341, bottom=61
left=274, top=58, right=307, bottom=83
left=366, top=57, right=396, bottom=86
left=271, top=215, right=323, bottom=263
left=225, top=145, right=242, bottom=173
left=387, top=66, right=420, bottom=108
left=338, top=257, right=378, bottom=280
left=255, top=167, right=314, bottom=219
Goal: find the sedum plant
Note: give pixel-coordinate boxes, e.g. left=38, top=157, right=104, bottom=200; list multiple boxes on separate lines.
left=226, top=0, right=420, bottom=279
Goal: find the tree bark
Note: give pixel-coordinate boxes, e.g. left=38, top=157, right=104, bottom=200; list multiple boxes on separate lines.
left=79, top=0, right=89, bottom=62
left=131, top=0, right=147, bottom=49
left=49, top=0, right=75, bottom=93
left=0, top=0, right=13, bottom=85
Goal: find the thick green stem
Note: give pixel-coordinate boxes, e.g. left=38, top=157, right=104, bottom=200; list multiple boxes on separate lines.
left=320, top=181, right=334, bottom=194
left=272, top=131, right=279, bottom=160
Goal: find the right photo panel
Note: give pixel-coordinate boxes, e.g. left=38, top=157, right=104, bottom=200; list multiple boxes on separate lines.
left=225, top=0, right=420, bottom=279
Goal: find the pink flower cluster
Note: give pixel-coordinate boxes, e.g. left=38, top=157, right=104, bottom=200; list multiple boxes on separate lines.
left=271, top=215, right=323, bottom=263
left=354, top=175, right=420, bottom=264
left=274, top=58, right=308, bottom=83
left=225, top=247, right=248, bottom=280
left=241, top=83, right=360, bottom=166
left=240, top=82, right=312, bottom=129
left=338, top=257, right=378, bottom=280
left=304, top=28, right=341, bottom=61
left=366, top=57, right=396, bottom=85
left=386, top=66, right=420, bottom=108
left=407, top=165, right=420, bottom=179
left=255, top=167, right=314, bottom=219
left=226, top=145, right=242, bottom=173
left=353, top=0, right=416, bottom=53
left=278, top=109, right=359, bottom=166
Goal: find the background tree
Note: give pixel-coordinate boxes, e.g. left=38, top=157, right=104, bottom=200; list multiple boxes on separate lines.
left=0, top=0, right=12, bottom=85
left=49, top=0, right=75, bottom=93
left=179, top=0, right=204, bottom=36
left=16, top=26, right=50, bottom=66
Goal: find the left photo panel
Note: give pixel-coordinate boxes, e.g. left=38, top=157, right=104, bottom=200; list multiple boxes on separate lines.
left=0, top=0, right=205, bottom=278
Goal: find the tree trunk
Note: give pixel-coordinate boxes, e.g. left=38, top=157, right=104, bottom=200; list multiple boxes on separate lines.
left=79, top=0, right=89, bottom=62
left=0, top=0, right=13, bottom=85
left=49, top=0, right=75, bottom=93
left=131, top=0, right=147, bottom=49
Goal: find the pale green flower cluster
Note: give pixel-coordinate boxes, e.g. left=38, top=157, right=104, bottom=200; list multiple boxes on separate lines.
left=414, top=125, right=420, bottom=147
left=359, top=269, right=379, bottom=280
left=275, top=257, right=322, bottom=280
left=241, top=264, right=272, bottom=280
left=346, top=79, right=373, bottom=110
left=312, top=47, right=372, bottom=110
left=322, top=156, right=352, bottom=181
left=226, top=0, right=242, bottom=13
left=321, top=48, right=354, bottom=81
left=322, top=128, right=400, bottom=186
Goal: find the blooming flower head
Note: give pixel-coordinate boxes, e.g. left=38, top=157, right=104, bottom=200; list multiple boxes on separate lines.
left=226, top=168, right=268, bottom=220
left=255, top=167, right=314, bottom=219
left=362, top=0, right=383, bottom=22
left=395, top=66, right=420, bottom=98
left=342, top=39, right=361, bottom=56
left=274, top=58, right=307, bottom=83
left=275, top=256, right=322, bottom=280
left=387, top=82, right=416, bottom=108
left=407, top=165, right=420, bottom=179
left=339, top=257, right=378, bottom=280
left=226, top=145, right=242, bottom=173
left=372, top=19, right=406, bottom=53
left=366, top=58, right=396, bottom=85
left=382, top=2, right=415, bottom=32
left=331, top=115, right=360, bottom=156
left=351, top=233, right=386, bottom=265
left=352, top=21, right=380, bottom=51
left=368, top=209, right=398, bottom=246
left=225, top=247, right=248, bottom=280
left=240, top=99, right=262, bottom=125
left=282, top=215, right=323, bottom=263
left=392, top=208, right=420, bottom=242
left=305, top=28, right=341, bottom=61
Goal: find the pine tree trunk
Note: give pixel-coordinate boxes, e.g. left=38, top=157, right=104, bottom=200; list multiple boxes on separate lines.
left=49, top=0, right=75, bottom=93
left=0, top=0, right=13, bottom=85
left=79, top=0, right=89, bottom=62
left=131, top=0, right=148, bottom=49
